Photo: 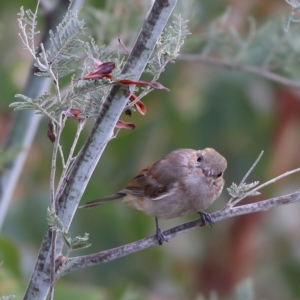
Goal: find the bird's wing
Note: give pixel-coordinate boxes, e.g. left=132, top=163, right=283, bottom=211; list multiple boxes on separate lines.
left=124, top=162, right=177, bottom=200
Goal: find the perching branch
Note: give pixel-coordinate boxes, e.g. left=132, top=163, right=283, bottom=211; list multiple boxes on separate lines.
left=178, top=54, right=300, bottom=89
left=58, top=153, right=300, bottom=277
left=59, top=190, right=300, bottom=277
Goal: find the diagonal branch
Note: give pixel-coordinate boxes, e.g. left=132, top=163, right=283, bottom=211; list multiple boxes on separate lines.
left=23, top=1, right=177, bottom=299
left=179, top=54, right=300, bottom=89
left=59, top=190, right=300, bottom=277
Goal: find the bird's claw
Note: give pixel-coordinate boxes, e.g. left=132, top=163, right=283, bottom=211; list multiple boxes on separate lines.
left=199, top=211, right=214, bottom=227
left=156, top=227, right=168, bottom=245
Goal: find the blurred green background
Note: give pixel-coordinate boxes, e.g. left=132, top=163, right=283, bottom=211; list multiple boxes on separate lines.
left=1, top=0, right=300, bottom=299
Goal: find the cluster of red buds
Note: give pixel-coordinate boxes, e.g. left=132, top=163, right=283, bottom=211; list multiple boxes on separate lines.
left=63, top=59, right=169, bottom=128
left=49, top=41, right=169, bottom=142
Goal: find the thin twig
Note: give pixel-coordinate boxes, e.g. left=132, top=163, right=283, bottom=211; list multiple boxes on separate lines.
left=241, top=151, right=264, bottom=186
left=59, top=190, right=300, bottom=277
left=227, top=151, right=264, bottom=205
left=178, top=54, right=300, bottom=89
left=50, top=105, right=66, bottom=212
left=37, top=106, right=60, bottom=127
left=18, top=23, right=37, bottom=60
left=50, top=246, right=72, bottom=292
left=124, top=88, right=150, bottom=111
left=50, top=141, right=57, bottom=209
left=55, top=119, right=86, bottom=199
left=48, top=230, right=56, bottom=300
left=50, top=121, right=62, bottom=211
left=118, top=37, right=129, bottom=55
left=230, top=167, right=300, bottom=207
left=108, top=128, right=121, bottom=141
left=40, top=43, right=62, bottom=103
left=48, top=289, right=54, bottom=300
left=65, top=120, right=86, bottom=170
left=31, top=0, right=40, bottom=53
left=42, top=38, right=64, bottom=212
left=58, top=145, right=66, bottom=169
left=33, top=41, right=47, bottom=71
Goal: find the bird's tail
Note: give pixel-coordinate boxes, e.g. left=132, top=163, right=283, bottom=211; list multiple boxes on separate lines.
left=79, top=192, right=126, bottom=209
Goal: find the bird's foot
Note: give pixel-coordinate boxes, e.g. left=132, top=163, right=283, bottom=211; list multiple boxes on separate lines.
left=198, top=211, right=214, bottom=227
left=156, top=227, right=168, bottom=245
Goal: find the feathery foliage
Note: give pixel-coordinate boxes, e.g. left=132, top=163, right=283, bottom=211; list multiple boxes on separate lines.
left=146, top=14, right=190, bottom=76
left=11, top=4, right=139, bottom=122
left=11, top=93, right=60, bottom=122
left=198, top=8, right=300, bottom=79
left=17, top=5, right=40, bottom=57
left=227, top=181, right=260, bottom=198
left=37, top=10, right=85, bottom=78
left=12, top=4, right=188, bottom=122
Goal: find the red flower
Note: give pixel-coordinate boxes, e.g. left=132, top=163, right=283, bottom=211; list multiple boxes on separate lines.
left=47, top=120, right=56, bottom=143
left=82, top=62, right=115, bottom=80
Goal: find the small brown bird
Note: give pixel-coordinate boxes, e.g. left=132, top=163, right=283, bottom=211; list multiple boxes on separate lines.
left=80, top=148, right=227, bottom=245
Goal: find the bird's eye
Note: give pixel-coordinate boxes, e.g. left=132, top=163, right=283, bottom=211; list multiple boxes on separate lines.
left=197, top=155, right=203, bottom=162
left=216, top=172, right=223, bottom=178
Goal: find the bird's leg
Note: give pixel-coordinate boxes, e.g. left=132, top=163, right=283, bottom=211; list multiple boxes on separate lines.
left=155, top=217, right=168, bottom=245
left=198, top=211, right=214, bottom=227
